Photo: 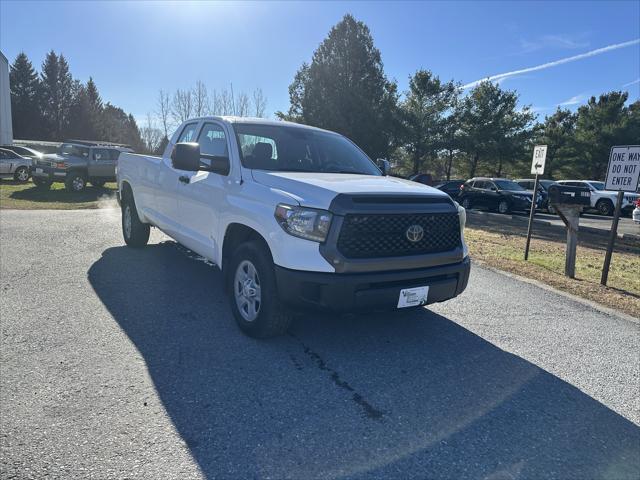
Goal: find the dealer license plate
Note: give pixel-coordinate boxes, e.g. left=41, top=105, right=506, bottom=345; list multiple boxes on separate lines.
left=397, top=286, right=429, bottom=308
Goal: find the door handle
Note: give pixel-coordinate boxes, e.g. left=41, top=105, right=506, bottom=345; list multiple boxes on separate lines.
left=179, top=175, right=190, bottom=184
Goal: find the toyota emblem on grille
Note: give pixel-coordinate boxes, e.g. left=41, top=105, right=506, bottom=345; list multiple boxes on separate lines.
left=405, top=224, right=424, bottom=243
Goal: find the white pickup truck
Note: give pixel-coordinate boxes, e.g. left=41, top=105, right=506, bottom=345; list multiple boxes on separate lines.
left=117, top=117, right=470, bottom=337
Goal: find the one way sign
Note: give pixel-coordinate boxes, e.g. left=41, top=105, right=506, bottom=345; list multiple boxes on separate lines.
left=531, top=145, right=547, bottom=175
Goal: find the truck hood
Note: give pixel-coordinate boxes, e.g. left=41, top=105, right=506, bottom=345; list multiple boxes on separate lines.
left=251, top=170, right=449, bottom=210
left=43, top=153, right=85, bottom=162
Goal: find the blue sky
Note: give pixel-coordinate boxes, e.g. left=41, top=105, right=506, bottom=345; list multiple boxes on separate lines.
left=1, top=0, right=639, bottom=127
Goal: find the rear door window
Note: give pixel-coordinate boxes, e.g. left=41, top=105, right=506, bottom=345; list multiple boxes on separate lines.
left=93, top=149, right=111, bottom=161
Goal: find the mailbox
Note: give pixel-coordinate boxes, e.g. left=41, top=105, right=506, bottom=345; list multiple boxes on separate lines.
left=548, top=184, right=591, bottom=206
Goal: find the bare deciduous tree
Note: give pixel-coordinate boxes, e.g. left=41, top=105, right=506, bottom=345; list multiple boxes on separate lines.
left=236, top=92, right=250, bottom=117
left=252, top=88, right=267, bottom=117
left=172, top=88, right=193, bottom=124
left=141, top=113, right=163, bottom=153
left=212, top=88, right=234, bottom=116
left=157, top=89, right=171, bottom=138
left=192, top=80, right=210, bottom=117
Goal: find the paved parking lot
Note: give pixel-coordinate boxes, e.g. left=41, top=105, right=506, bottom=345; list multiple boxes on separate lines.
left=1, top=209, right=639, bottom=479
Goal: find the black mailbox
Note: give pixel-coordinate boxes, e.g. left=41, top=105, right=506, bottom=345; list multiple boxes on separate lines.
left=548, top=185, right=591, bottom=206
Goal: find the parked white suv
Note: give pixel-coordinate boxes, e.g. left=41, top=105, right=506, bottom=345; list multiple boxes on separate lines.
left=556, top=180, right=640, bottom=216
left=117, top=117, right=470, bottom=337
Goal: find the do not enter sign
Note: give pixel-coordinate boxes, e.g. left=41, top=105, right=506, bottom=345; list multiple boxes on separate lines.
left=605, top=145, right=640, bottom=192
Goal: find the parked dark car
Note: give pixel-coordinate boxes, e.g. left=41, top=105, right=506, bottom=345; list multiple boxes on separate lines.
left=433, top=179, right=465, bottom=199
left=459, top=177, right=540, bottom=214
left=408, top=173, right=434, bottom=186
left=514, top=178, right=557, bottom=212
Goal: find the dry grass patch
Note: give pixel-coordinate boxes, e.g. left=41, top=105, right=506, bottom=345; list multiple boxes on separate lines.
left=465, top=228, right=640, bottom=318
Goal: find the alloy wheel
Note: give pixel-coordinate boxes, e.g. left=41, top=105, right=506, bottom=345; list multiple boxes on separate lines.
left=234, top=260, right=261, bottom=322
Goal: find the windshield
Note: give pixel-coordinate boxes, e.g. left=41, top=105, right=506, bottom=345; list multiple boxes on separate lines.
left=234, top=123, right=381, bottom=175
left=495, top=180, right=526, bottom=191
left=589, top=181, right=605, bottom=190
left=58, top=143, right=89, bottom=158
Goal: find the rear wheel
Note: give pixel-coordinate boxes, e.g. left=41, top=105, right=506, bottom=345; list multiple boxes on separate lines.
left=497, top=199, right=510, bottom=214
left=32, top=177, right=52, bottom=190
left=13, top=166, right=29, bottom=182
left=227, top=241, right=293, bottom=338
left=121, top=192, right=150, bottom=247
left=65, top=172, right=87, bottom=192
left=596, top=199, right=613, bottom=216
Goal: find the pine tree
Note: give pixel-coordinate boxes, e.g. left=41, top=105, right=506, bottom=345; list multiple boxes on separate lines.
left=39, top=50, right=60, bottom=140
left=278, top=14, right=399, bottom=159
left=9, top=52, right=41, bottom=139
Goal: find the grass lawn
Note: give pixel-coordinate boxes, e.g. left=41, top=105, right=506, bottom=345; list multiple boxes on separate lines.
left=0, top=180, right=118, bottom=210
left=465, top=228, right=640, bottom=318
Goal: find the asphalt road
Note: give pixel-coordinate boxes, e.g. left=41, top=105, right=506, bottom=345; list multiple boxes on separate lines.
left=519, top=211, right=639, bottom=237
left=1, top=209, right=639, bottom=480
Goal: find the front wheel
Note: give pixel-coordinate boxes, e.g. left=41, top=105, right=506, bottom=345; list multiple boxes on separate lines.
left=596, top=199, right=613, bottom=216
left=121, top=194, right=150, bottom=247
left=13, top=166, right=29, bottom=182
left=547, top=204, right=557, bottom=215
left=497, top=200, right=510, bottom=214
left=227, top=241, right=293, bottom=338
left=65, top=172, right=87, bottom=192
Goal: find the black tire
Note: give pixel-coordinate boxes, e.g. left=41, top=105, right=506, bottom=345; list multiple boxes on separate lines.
left=13, top=166, right=30, bottom=182
left=90, top=180, right=106, bottom=188
left=65, top=172, right=87, bottom=192
left=32, top=177, right=52, bottom=190
left=461, top=197, right=472, bottom=210
left=596, top=199, right=614, bottom=216
left=121, top=192, right=150, bottom=248
left=547, top=204, right=557, bottom=215
left=227, top=241, right=293, bottom=338
left=497, top=199, right=510, bottom=214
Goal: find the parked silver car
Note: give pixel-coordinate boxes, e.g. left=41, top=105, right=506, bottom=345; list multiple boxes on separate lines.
left=0, top=148, right=31, bottom=182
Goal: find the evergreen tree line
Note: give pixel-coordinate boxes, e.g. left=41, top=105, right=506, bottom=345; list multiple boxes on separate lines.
left=9, top=51, right=270, bottom=156
left=9, top=51, right=145, bottom=152
left=278, top=14, right=640, bottom=181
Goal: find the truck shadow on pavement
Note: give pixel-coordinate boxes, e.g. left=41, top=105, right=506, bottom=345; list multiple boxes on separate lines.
left=88, top=242, right=640, bottom=480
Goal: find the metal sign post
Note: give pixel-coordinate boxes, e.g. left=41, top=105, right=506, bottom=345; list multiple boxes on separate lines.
left=524, top=145, right=547, bottom=260
left=600, top=145, right=640, bottom=286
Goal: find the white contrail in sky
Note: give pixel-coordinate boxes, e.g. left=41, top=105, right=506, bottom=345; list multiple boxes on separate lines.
left=462, top=39, right=640, bottom=90
left=622, top=78, right=640, bottom=87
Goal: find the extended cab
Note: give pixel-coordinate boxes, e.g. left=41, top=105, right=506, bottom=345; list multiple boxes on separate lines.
left=31, top=140, right=133, bottom=192
left=117, top=117, right=470, bottom=337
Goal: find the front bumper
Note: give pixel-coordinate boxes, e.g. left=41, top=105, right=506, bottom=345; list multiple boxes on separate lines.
left=511, top=197, right=537, bottom=211
left=275, top=256, right=471, bottom=312
left=30, top=165, right=67, bottom=180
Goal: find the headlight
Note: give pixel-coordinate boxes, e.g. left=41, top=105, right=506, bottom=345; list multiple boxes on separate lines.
left=455, top=201, right=466, bottom=235
left=274, top=204, right=333, bottom=243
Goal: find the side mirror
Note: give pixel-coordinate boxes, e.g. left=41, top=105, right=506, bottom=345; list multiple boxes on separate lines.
left=171, top=142, right=200, bottom=171
left=376, top=158, right=390, bottom=175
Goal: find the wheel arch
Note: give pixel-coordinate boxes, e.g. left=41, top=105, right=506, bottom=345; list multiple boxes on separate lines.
left=221, top=223, right=273, bottom=274
left=119, top=180, right=149, bottom=223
